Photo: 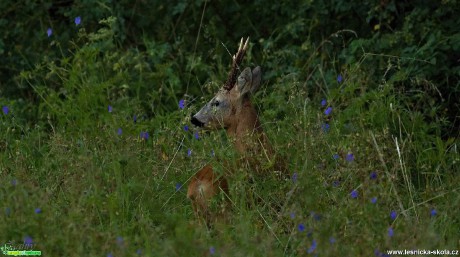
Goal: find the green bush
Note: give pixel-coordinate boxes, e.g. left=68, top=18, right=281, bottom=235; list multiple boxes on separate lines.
left=1, top=1, right=459, bottom=256
left=2, top=0, right=458, bottom=137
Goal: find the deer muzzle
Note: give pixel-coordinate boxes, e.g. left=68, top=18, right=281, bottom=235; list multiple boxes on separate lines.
left=191, top=115, right=205, bottom=127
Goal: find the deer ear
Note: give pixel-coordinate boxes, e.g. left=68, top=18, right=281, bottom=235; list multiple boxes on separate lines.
left=236, top=67, right=253, bottom=96
left=250, top=66, right=262, bottom=94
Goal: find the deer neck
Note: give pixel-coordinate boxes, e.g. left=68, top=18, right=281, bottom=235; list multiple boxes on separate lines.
left=226, top=99, right=268, bottom=154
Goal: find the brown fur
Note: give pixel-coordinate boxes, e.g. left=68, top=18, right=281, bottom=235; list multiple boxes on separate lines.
left=187, top=39, right=286, bottom=225
left=187, top=164, right=229, bottom=225
left=187, top=99, right=284, bottom=223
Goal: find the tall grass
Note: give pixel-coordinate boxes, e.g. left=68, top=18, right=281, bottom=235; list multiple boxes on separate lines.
left=1, top=17, right=459, bottom=257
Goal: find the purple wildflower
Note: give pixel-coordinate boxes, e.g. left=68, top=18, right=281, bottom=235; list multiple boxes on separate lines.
left=140, top=131, right=149, bottom=140
left=322, top=123, right=330, bottom=133
left=108, top=105, right=113, bottom=113
left=321, top=99, right=327, bottom=107
left=179, top=99, right=185, bottom=109
left=324, top=107, right=333, bottom=116
left=209, top=247, right=215, bottom=255
left=113, top=236, right=124, bottom=248
left=175, top=182, right=182, bottom=191
left=371, top=197, right=377, bottom=204
left=184, top=125, right=189, bottom=131
left=75, top=16, right=81, bottom=25
left=117, top=128, right=122, bottom=135
left=194, top=131, right=199, bottom=140
left=290, top=212, right=295, bottom=219
left=388, top=227, right=394, bottom=237
left=332, top=154, right=339, bottom=160
left=390, top=210, right=397, bottom=220
left=116, top=236, right=124, bottom=247
left=35, top=208, right=42, bottom=214
left=430, top=208, right=437, bottom=217
left=292, top=172, right=298, bottom=183
left=307, top=239, right=317, bottom=254
left=350, top=189, right=358, bottom=199
left=329, top=237, right=336, bottom=244
left=298, top=223, right=305, bottom=232
left=47, top=28, right=52, bottom=37
left=346, top=153, right=354, bottom=162
left=187, top=149, right=192, bottom=157
left=337, top=74, right=343, bottom=83
left=24, top=236, right=33, bottom=245
left=370, top=171, right=377, bottom=180
left=2, top=106, right=9, bottom=115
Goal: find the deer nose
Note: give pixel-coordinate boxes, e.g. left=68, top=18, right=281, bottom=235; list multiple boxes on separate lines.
left=191, top=115, right=205, bottom=127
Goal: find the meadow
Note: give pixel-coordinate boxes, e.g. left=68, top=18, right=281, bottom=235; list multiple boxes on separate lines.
left=1, top=1, right=459, bottom=256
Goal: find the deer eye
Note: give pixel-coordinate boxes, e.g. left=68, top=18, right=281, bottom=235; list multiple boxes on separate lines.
left=211, top=100, right=220, bottom=107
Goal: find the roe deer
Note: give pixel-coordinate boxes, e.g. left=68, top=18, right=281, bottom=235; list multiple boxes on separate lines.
left=187, top=38, right=284, bottom=224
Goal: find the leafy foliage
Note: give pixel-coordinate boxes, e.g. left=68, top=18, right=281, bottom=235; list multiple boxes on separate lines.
left=0, top=0, right=459, bottom=256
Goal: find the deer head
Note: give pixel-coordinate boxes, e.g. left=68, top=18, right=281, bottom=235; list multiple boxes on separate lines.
left=191, top=38, right=262, bottom=139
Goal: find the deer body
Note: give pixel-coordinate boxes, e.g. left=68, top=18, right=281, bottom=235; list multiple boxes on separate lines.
left=187, top=164, right=229, bottom=221
left=187, top=38, right=280, bottom=223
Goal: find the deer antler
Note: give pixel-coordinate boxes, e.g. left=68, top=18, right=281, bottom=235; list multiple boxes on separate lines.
left=223, top=37, right=249, bottom=91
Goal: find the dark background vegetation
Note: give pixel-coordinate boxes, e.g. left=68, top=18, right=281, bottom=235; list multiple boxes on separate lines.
left=1, top=0, right=459, bottom=138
